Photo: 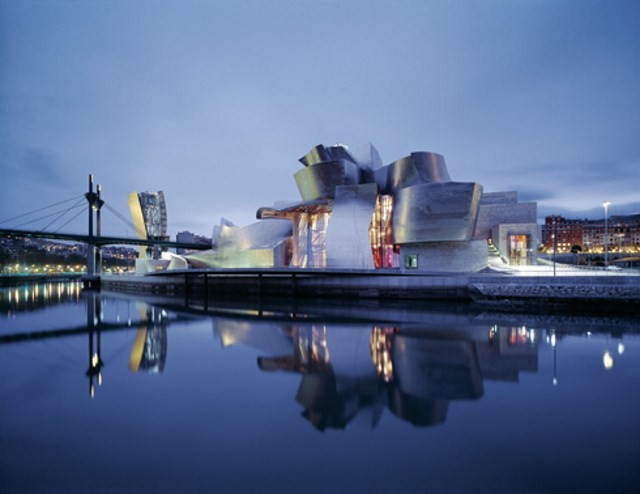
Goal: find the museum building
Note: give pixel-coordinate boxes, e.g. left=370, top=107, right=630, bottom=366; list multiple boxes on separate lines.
left=133, top=143, right=538, bottom=273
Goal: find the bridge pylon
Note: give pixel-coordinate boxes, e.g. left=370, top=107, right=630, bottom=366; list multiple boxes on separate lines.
left=84, top=174, right=104, bottom=277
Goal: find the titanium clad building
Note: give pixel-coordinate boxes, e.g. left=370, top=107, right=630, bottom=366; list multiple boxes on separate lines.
left=257, top=143, right=487, bottom=272
left=139, top=143, right=538, bottom=272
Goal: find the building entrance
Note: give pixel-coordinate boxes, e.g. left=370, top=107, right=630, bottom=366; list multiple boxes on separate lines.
left=509, top=234, right=531, bottom=265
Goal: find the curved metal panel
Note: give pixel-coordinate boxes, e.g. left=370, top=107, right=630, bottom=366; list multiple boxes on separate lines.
left=186, top=243, right=287, bottom=269
left=299, top=143, right=356, bottom=167
left=127, top=192, right=147, bottom=240
left=299, top=144, right=331, bottom=166
left=218, top=219, right=292, bottom=250
left=385, top=152, right=451, bottom=194
left=294, top=160, right=360, bottom=201
left=325, top=184, right=377, bottom=269
left=326, top=144, right=357, bottom=164
left=392, top=182, right=483, bottom=243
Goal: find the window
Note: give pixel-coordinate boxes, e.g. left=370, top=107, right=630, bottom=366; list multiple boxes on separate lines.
left=369, top=195, right=398, bottom=268
left=405, top=254, right=418, bottom=269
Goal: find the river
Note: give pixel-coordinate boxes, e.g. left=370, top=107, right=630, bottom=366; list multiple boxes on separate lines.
left=1, top=281, right=639, bottom=493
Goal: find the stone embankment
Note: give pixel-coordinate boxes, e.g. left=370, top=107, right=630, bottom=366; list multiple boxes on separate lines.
left=98, top=269, right=640, bottom=310
left=473, top=281, right=640, bottom=301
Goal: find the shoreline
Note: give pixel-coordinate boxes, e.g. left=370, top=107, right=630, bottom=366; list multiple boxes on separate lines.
left=97, top=268, right=640, bottom=310
left=2, top=269, right=639, bottom=310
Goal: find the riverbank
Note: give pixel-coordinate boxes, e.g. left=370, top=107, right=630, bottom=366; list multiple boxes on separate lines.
left=97, top=267, right=640, bottom=312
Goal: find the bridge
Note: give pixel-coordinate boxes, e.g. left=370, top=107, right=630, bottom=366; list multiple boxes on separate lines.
left=0, top=174, right=210, bottom=278
left=0, top=228, right=210, bottom=251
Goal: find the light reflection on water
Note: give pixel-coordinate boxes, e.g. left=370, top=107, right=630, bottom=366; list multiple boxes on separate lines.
left=1, top=282, right=639, bottom=493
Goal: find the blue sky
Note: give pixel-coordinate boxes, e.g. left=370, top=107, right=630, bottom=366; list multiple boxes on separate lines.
left=1, top=0, right=639, bottom=238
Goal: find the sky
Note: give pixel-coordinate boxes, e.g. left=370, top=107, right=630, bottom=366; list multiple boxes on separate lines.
left=1, top=0, right=639, bottom=239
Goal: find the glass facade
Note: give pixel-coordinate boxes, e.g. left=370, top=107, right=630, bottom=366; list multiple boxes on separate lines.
left=138, top=192, right=167, bottom=239
left=369, top=195, right=398, bottom=268
left=292, top=212, right=329, bottom=268
left=508, top=234, right=530, bottom=265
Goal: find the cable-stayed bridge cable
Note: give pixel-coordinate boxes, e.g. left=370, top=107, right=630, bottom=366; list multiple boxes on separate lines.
left=0, top=195, right=85, bottom=226
left=53, top=206, right=87, bottom=233
left=40, top=198, right=86, bottom=232
left=103, top=203, right=136, bottom=232
left=11, top=202, right=85, bottom=230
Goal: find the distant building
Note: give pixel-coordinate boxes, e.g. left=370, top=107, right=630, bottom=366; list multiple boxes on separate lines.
left=542, top=216, right=583, bottom=252
left=128, top=191, right=169, bottom=259
left=128, top=191, right=168, bottom=242
left=175, top=231, right=211, bottom=254
left=542, top=214, right=640, bottom=253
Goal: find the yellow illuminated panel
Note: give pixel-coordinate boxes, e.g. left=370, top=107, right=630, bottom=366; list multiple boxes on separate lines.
left=128, top=328, right=148, bottom=373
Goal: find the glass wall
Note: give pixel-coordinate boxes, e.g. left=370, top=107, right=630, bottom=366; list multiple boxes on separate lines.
left=369, top=195, right=398, bottom=268
left=292, top=212, right=330, bottom=268
left=508, top=234, right=530, bottom=265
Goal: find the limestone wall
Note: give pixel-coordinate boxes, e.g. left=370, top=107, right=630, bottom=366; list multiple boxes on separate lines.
left=474, top=201, right=537, bottom=240
left=399, top=239, right=488, bottom=273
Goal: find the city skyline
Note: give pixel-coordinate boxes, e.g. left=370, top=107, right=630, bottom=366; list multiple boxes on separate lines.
left=1, top=0, right=639, bottom=238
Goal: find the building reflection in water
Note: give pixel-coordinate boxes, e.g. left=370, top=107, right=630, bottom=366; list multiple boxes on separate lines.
left=84, top=297, right=169, bottom=398
left=128, top=306, right=168, bottom=374
left=1, top=285, right=629, bottom=420
left=214, top=320, right=539, bottom=430
left=85, top=297, right=169, bottom=397
left=0, top=286, right=169, bottom=397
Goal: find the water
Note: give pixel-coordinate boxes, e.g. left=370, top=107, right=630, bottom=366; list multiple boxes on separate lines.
left=1, top=282, right=639, bottom=494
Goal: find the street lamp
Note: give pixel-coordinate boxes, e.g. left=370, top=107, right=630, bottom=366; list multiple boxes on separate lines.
left=603, top=201, right=611, bottom=267
left=552, top=232, right=556, bottom=276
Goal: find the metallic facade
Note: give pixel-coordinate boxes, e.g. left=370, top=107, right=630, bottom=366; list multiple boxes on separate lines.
left=285, top=143, right=483, bottom=271
left=187, top=218, right=292, bottom=269
left=376, top=152, right=451, bottom=194
left=132, top=143, right=534, bottom=273
left=294, top=160, right=361, bottom=201
left=392, top=182, right=483, bottom=244
left=181, top=143, right=487, bottom=272
left=325, top=184, right=378, bottom=269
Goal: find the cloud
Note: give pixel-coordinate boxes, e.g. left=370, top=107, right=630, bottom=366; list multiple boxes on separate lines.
left=1, top=0, right=639, bottom=238
left=513, top=188, right=557, bottom=203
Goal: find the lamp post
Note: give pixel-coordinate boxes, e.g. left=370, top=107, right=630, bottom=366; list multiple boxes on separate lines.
left=603, top=201, right=611, bottom=267
left=552, top=232, right=556, bottom=277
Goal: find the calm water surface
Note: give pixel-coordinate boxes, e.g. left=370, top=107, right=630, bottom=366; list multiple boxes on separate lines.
left=1, top=282, right=639, bottom=494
